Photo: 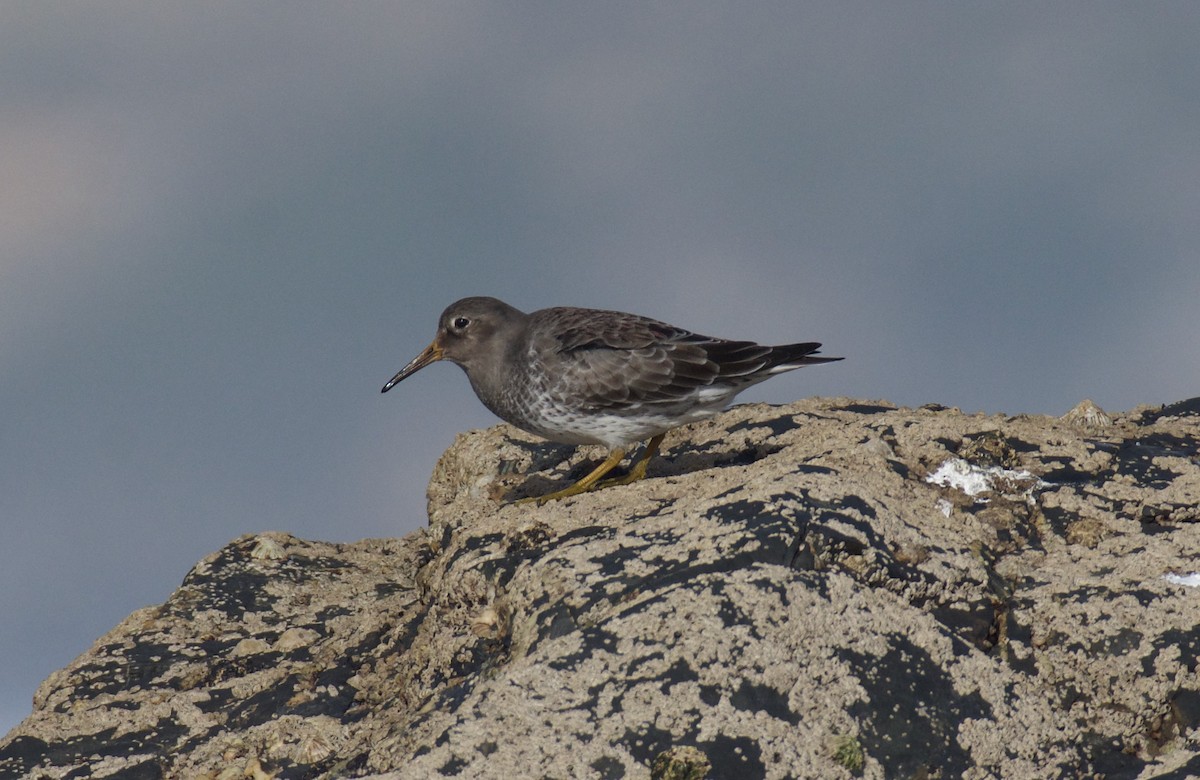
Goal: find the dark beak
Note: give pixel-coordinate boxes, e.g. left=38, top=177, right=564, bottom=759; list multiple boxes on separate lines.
left=381, top=340, right=444, bottom=393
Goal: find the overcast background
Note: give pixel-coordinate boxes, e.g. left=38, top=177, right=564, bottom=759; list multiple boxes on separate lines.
left=3, top=3, right=1198, bottom=736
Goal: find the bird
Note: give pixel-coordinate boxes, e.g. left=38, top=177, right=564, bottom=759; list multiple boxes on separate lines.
left=382, top=296, right=841, bottom=504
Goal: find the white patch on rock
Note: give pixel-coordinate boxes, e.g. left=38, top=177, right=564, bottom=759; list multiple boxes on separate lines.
left=1164, top=573, right=1200, bottom=588
left=926, top=458, right=995, bottom=496
left=925, top=457, right=1046, bottom=504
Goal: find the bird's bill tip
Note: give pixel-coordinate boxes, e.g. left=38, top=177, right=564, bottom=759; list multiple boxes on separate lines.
left=381, top=341, right=444, bottom=393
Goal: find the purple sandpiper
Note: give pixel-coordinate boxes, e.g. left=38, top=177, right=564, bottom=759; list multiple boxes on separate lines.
left=382, top=297, right=841, bottom=504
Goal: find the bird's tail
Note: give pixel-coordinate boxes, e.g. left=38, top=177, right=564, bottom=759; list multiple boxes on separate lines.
left=766, top=342, right=843, bottom=373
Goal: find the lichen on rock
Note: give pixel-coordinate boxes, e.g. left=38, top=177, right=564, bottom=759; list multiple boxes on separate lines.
left=3, top=397, right=1200, bottom=779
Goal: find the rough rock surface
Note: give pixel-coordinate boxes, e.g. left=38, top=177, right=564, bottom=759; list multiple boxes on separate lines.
left=4, top=397, right=1200, bottom=779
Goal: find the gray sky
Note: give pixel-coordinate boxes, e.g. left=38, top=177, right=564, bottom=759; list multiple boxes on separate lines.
left=3, top=3, right=1198, bottom=734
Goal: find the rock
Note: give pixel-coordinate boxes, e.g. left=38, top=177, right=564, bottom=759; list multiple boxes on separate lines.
left=1061, top=398, right=1113, bottom=428
left=3, top=397, right=1200, bottom=779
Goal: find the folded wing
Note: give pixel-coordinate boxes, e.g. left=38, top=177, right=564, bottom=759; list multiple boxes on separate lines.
left=538, top=308, right=837, bottom=410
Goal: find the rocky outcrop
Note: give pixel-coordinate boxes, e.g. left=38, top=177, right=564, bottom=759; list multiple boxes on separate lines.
left=3, top=397, right=1200, bottom=779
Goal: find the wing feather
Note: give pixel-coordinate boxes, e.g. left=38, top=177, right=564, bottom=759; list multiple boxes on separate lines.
left=531, top=307, right=835, bottom=410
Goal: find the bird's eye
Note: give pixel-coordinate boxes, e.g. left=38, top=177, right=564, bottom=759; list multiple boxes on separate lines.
left=452, top=316, right=470, bottom=331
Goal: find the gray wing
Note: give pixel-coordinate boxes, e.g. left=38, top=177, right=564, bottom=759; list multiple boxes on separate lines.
left=535, top=308, right=830, bottom=410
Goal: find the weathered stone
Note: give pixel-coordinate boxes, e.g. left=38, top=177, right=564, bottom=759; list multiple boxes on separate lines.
left=3, top=397, right=1200, bottom=779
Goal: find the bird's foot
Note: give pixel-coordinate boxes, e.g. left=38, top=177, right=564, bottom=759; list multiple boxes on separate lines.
left=514, top=481, right=594, bottom=506
left=597, top=433, right=663, bottom=489
left=595, top=460, right=651, bottom=490
left=512, top=446, right=628, bottom=506
left=514, top=435, right=665, bottom=504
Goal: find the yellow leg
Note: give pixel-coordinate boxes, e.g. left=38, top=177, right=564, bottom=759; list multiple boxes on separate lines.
left=598, top=433, right=664, bottom=488
left=516, top=447, right=627, bottom=505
